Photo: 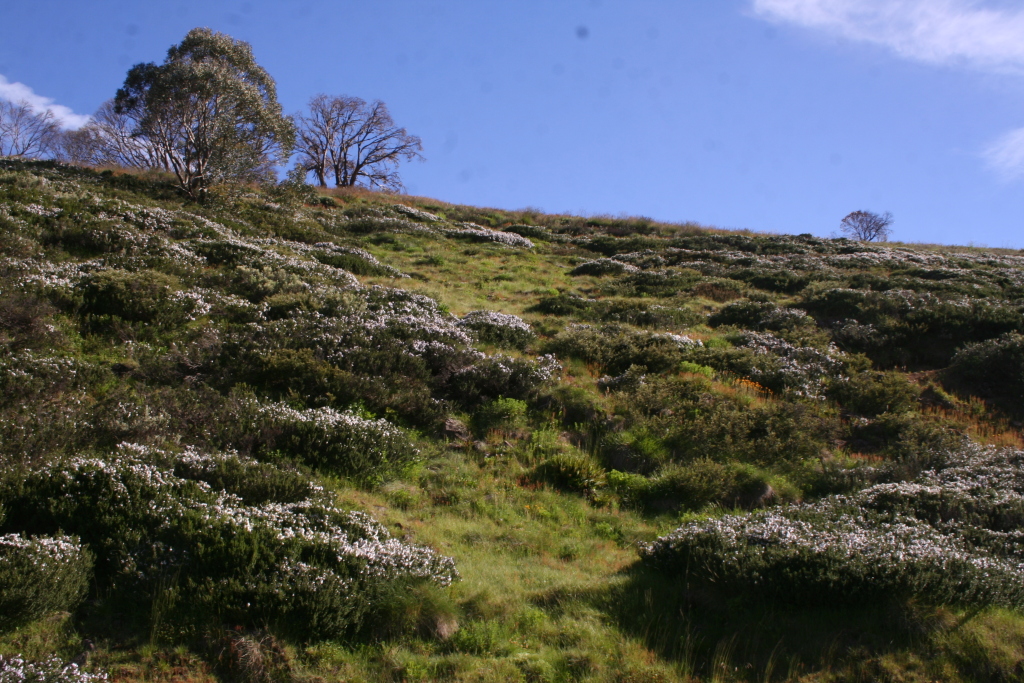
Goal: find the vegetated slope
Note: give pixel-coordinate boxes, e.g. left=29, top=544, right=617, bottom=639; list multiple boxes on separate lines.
left=3, top=159, right=1024, bottom=681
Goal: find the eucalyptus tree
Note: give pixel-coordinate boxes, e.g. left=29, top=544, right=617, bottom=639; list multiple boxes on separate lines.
left=114, top=28, right=294, bottom=199
left=294, top=94, right=423, bottom=191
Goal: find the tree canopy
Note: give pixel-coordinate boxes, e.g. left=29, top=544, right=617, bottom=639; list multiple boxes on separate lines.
left=839, top=210, right=893, bottom=242
left=294, top=94, right=423, bottom=192
left=113, top=27, right=294, bottom=199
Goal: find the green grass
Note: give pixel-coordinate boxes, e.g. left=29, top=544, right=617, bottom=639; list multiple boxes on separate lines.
left=4, top=159, right=1024, bottom=682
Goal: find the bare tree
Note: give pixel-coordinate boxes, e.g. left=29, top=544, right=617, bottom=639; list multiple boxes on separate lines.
left=294, top=94, right=423, bottom=191
left=53, top=100, right=167, bottom=169
left=839, top=210, right=893, bottom=242
left=0, top=101, right=59, bottom=158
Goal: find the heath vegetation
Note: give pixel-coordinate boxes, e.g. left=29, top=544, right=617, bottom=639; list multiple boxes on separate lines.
left=2, top=154, right=1024, bottom=683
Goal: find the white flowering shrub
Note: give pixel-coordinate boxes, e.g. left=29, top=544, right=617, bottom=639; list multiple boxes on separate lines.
left=548, top=323, right=702, bottom=375
left=736, top=331, right=846, bottom=399
left=447, top=354, right=560, bottom=404
left=458, top=310, right=534, bottom=349
left=0, top=656, right=107, bottom=683
left=0, top=446, right=457, bottom=640
left=392, top=204, right=441, bottom=223
left=243, top=400, right=419, bottom=484
left=0, top=534, right=92, bottom=632
left=643, top=443, right=1024, bottom=609
left=443, top=223, right=534, bottom=249
left=570, top=258, right=639, bottom=276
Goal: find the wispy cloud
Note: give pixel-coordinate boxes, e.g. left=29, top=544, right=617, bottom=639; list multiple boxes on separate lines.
left=0, top=75, right=90, bottom=129
left=751, top=0, right=1024, bottom=72
left=982, top=126, right=1024, bottom=181
left=751, top=1, right=1024, bottom=179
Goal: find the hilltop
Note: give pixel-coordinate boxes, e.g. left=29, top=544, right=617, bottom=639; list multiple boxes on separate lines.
left=3, top=159, right=1024, bottom=682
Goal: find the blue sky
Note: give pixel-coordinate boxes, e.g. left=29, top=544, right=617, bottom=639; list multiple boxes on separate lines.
left=2, top=1, right=1024, bottom=247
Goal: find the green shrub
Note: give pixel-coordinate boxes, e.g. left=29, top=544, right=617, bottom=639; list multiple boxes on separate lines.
left=446, top=354, right=560, bottom=404
left=0, top=533, right=92, bottom=632
left=609, top=460, right=783, bottom=513
left=532, top=452, right=605, bottom=495
left=0, top=446, right=458, bottom=641
left=830, top=371, right=922, bottom=416
left=474, top=397, right=528, bottom=433
left=458, top=310, right=534, bottom=349
left=78, top=269, right=193, bottom=325
left=241, top=400, right=419, bottom=485
left=949, top=332, right=1024, bottom=401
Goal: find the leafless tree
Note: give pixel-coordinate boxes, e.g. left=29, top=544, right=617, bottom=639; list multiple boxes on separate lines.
left=839, top=210, right=893, bottom=242
left=53, top=100, right=167, bottom=169
left=294, top=94, right=423, bottom=191
left=0, top=101, right=59, bottom=158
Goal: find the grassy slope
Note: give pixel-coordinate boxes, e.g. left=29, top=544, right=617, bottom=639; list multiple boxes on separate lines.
left=1, top=161, right=1024, bottom=682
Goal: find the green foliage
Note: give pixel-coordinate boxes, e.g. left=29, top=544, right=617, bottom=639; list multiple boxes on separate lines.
left=829, top=371, right=922, bottom=416
left=78, top=269, right=191, bottom=325
left=0, top=534, right=92, bottom=633
left=532, top=451, right=605, bottom=496
left=949, top=332, right=1024, bottom=401
left=608, top=460, right=787, bottom=513
left=114, top=28, right=294, bottom=198
left=473, top=397, right=528, bottom=433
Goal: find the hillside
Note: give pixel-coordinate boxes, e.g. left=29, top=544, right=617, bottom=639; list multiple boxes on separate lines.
left=3, top=159, right=1024, bottom=682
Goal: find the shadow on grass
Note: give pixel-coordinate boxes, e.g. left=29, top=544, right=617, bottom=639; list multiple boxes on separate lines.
left=565, top=563, right=1003, bottom=682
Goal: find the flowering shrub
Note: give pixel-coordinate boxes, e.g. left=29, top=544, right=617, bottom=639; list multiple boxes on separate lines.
left=243, top=401, right=419, bottom=484
left=570, top=258, right=639, bottom=276
left=643, top=443, right=1024, bottom=609
left=446, top=354, right=560, bottom=404
left=736, top=331, right=845, bottom=399
left=0, top=445, right=458, bottom=640
left=548, top=323, right=702, bottom=375
left=0, top=534, right=92, bottom=631
left=0, top=656, right=107, bottom=683
left=442, top=223, right=534, bottom=249
left=458, top=310, right=534, bottom=349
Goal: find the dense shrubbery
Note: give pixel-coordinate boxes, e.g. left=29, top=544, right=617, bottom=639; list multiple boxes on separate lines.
left=0, top=445, right=457, bottom=641
left=948, top=332, right=1024, bottom=401
left=547, top=324, right=702, bottom=375
left=458, top=310, right=534, bottom=349
left=0, top=656, right=107, bottom=683
left=644, top=444, right=1024, bottom=608
left=236, top=399, right=419, bottom=484
left=0, top=534, right=92, bottom=632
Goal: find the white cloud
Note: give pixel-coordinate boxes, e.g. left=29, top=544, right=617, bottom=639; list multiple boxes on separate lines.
left=0, top=75, right=90, bottom=129
left=751, top=0, right=1024, bottom=72
left=983, top=126, right=1024, bottom=180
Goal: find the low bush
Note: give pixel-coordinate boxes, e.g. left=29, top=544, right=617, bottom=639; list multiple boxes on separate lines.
left=0, top=656, right=108, bottom=683
left=0, top=534, right=92, bottom=632
left=78, top=269, right=197, bottom=327
left=473, top=397, right=528, bottom=433
left=445, top=354, right=560, bottom=404
left=0, top=445, right=458, bottom=641
left=948, top=332, right=1024, bottom=401
left=643, top=443, right=1024, bottom=609
left=547, top=324, right=702, bottom=375
left=458, top=310, right=534, bottom=349
left=239, top=400, right=419, bottom=485
left=830, top=371, right=922, bottom=416
left=532, top=451, right=604, bottom=496
left=609, top=460, right=784, bottom=513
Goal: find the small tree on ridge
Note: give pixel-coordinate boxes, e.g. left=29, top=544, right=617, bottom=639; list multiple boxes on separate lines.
left=293, top=94, right=423, bottom=192
left=840, top=210, right=893, bottom=242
